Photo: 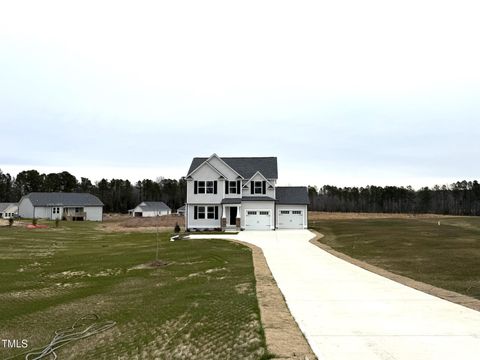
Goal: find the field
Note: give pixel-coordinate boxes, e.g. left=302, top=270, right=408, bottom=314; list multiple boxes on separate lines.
left=0, top=221, right=268, bottom=359
left=310, top=213, right=480, bottom=301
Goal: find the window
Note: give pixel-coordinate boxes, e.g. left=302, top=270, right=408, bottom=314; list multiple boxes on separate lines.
left=259, top=211, right=269, bottom=215
left=207, top=206, right=215, bottom=219
left=195, top=180, right=217, bottom=194
left=254, top=181, right=263, bottom=194
left=197, top=206, right=205, bottom=219
left=206, top=181, right=214, bottom=194
left=229, top=181, right=237, bottom=194
left=280, top=210, right=290, bottom=215
left=292, top=210, right=302, bottom=215
left=247, top=211, right=257, bottom=215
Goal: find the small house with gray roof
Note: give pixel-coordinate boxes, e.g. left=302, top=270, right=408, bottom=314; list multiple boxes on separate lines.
left=18, top=192, right=104, bottom=221
left=129, top=201, right=171, bottom=217
left=0, top=203, right=18, bottom=219
left=185, top=154, right=309, bottom=230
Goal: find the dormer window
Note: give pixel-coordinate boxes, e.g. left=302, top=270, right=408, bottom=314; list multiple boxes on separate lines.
left=254, top=181, right=264, bottom=194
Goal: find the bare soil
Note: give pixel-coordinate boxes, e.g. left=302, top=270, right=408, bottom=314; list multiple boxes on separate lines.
left=234, top=240, right=317, bottom=360
left=99, top=214, right=185, bottom=233
left=309, top=230, right=480, bottom=312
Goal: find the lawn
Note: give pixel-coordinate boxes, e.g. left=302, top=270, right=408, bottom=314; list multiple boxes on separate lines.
left=0, top=221, right=268, bottom=359
left=311, top=216, right=480, bottom=300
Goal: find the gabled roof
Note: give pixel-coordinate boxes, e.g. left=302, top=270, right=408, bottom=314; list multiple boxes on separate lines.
left=22, top=192, right=104, bottom=207
left=188, top=156, right=278, bottom=179
left=137, top=201, right=171, bottom=212
left=0, top=203, right=17, bottom=212
left=275, top=187, right=310, bottom=205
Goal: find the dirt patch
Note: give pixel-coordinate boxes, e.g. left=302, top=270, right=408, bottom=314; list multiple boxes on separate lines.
left=233, top=240, right=316, bottom=360
left=128, top=260, right=168, bottom=271
left=308, top=211, right=451, bottom=221
left=309, top=230, right=480, bottom=312
left=99, top=214, right=184, bottom=233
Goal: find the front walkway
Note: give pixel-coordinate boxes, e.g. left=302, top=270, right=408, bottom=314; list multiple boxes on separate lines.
left=188, top=230, right=480, bottom=360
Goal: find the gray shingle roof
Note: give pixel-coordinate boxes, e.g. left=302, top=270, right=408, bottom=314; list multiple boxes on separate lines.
left=137, top=201, right=171, bottom=212
left=275, top=187, right=310, bottom=205
left=221, top=198, right=242, bottom=204
left=188, top=157, right=278, bottom=179
left=23, top=192, right=104, bottom=207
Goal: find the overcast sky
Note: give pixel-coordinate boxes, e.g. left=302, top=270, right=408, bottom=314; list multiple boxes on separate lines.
left=1, top=0, right=479, bottom=188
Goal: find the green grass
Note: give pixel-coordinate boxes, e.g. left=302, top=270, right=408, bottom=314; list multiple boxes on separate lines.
left=0, top=221, right=267, bottom=359
left=311, top=216, right=480, bottom=300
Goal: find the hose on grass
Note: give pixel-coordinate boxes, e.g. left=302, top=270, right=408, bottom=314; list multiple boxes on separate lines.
left=6, top=314, right=116, bottom=360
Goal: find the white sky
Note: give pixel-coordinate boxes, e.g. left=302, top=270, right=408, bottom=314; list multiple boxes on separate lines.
left=1, top=0, right=479, bottom=188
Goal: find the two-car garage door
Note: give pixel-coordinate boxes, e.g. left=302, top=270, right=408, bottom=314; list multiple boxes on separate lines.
left=245, top=210, right=271, bottom=230
left=277, top=209, right=304, bottom=229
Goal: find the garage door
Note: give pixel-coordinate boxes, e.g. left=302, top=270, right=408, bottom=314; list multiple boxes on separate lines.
left=277, top=210, right=304, bottom=229
left=245, top=210, right=271, bottom=230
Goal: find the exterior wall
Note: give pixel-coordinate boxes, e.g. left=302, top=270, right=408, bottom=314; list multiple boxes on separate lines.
left=276, top=204, right=308, bottom=229
left=140, top=210, right=170, bottom=217
left=240, top=201, right=275, bottom=230
left=85, top=206, right=103, bottom=221
left=18, top=198, right=34, bottom=218
left=186, top=204, right=222, bottom=229
left=187, top=164, right=224, bottom=204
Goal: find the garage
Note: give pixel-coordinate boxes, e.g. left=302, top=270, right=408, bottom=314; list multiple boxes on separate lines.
left=277, top=209, right=304, bottom=229
left=245, top=210, right=271, bottom=230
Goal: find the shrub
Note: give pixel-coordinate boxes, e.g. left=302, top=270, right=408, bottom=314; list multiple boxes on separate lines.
left=8, top=218, right=14, bottom=227
left=32, top=218, right=37, bottom=226
left=174, top=222, right=180, bottom=233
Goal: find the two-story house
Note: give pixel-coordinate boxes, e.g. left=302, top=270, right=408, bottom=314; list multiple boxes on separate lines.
left=185, top=154, right=309, bottom=230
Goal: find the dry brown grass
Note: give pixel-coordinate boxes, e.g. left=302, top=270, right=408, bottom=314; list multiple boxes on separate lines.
left=100, top=214, right=185, bottom=232
left=308, top=211, right=449, bottom=221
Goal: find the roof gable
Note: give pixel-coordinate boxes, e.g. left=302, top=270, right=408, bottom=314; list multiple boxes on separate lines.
left=188, top=156, right=278, bottom=179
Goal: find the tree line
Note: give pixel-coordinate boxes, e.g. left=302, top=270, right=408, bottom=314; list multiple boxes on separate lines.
left=0, top=169, right=186, bottom=213
left=2, top=168, right=480, bottom=216
left=308, top=181, right=480, bottom=216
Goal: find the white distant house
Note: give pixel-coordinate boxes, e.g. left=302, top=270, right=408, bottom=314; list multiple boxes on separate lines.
left=0, top=203, right=18, bottom=219
left=176, top=205, right=186, bottom=215
left=185, top=154, right=309, bottom=231
left=129, top=201, right=171, bottom=217
left=18, top=192, right=104, bottom=221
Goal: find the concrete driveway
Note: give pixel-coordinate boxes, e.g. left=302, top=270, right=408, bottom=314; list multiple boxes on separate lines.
left=188, top=230, right=480, bottom=360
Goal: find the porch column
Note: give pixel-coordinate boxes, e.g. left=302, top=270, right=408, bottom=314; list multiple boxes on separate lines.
left=221, top=205, right=227, bottom=229
left=235, top=205, right=241, bottom=229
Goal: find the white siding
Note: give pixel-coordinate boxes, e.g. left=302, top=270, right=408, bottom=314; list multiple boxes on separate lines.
left=85, top=206, right=103, bottom=221
left=186, top=204, right=222, bottom=229
left=18, top=198, right=34, bottom=218
left=240, top=201, right=275, bottom=230
left=187, top=164, right=224, bottom=204
left=276, top=205, right=308, bottom=229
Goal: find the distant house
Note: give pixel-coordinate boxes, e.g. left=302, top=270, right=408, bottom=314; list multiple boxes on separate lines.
left=0, top=203, right=18, bottom=219
left=176, top=205, right=186, bottom=215
left=129, top=201, right=171, bottom=217
left=18, top=192, right=104, bottom=221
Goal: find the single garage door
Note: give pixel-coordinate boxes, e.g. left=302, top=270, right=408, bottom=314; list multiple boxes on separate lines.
left=245, top=210, right=271, bottom=230
left=277, top=210, right=304, bottom=229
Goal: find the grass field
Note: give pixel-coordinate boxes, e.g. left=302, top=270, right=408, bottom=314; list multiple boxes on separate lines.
left=0, top=221, right=269, bottom=359
left=311, top=216, right=480, bottom=300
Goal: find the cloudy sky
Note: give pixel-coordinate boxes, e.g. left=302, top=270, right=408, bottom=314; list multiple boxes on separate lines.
left=1, top=0, right=479, bottom=188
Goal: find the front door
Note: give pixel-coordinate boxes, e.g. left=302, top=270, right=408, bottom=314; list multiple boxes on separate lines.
left=229, top=207, right=237, bottom=226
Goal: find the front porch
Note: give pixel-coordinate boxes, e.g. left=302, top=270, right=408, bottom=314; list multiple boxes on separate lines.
left=222, top=204, right=241, bottom=230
